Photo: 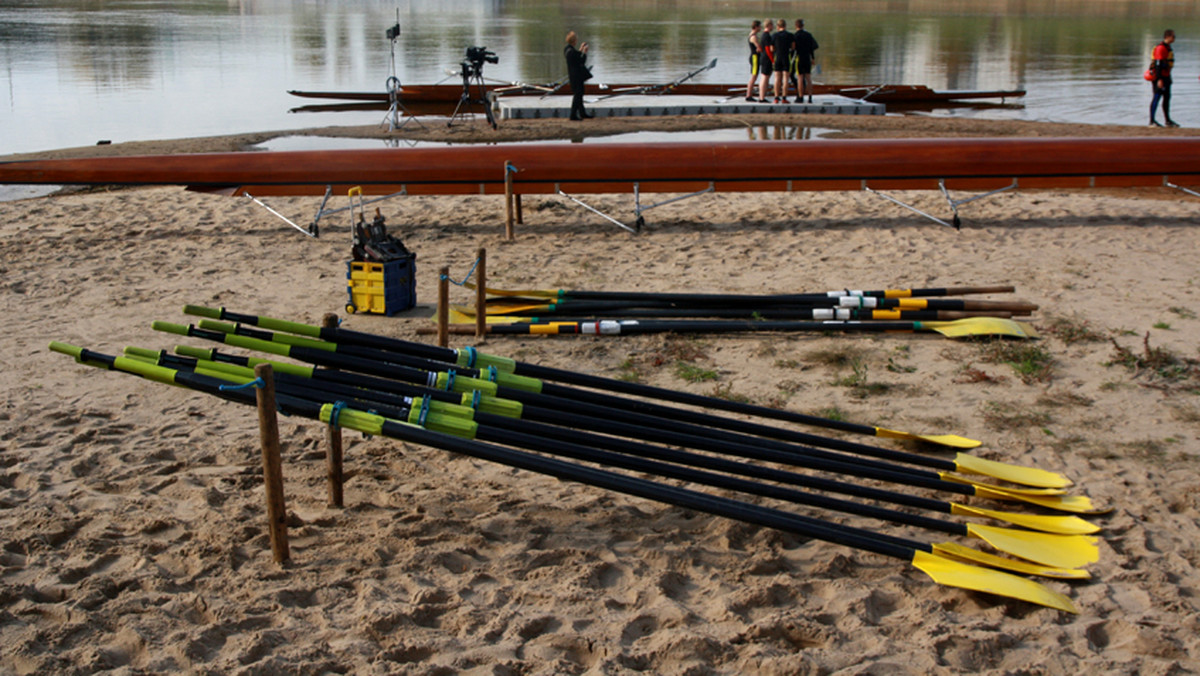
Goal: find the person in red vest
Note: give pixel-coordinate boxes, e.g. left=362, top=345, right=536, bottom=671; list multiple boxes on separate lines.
left=1149, top=29, right=1178, bottom=128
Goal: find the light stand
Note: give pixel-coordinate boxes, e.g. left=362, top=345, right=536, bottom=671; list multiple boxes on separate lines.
left=380, top=15, right=424, bottom=132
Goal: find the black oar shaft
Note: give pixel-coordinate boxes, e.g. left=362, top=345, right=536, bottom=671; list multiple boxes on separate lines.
left=250, top=374, right=965, bottom=536
left=203, top=319, right=963, bottom=477
left=88, top=350, right=924, bottom=561
left=192, top=308, right=937, bottom=447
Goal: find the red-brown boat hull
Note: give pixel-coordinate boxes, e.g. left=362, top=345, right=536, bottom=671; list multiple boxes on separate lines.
left=1, top=138, right=1192, bottom=198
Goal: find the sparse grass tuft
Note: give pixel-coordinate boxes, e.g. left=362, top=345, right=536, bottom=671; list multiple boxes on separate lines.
left=1041, top=314, right=1108, bottom=345
left=977, top=339, right=1056, bottom=384
left=616, top=358, right=642, bottom=383
left=1106, top=333, right=1200, bottom=390
left=813, top=407, right=846, bottom=422
left=803, top=345, right=869, bottom=368
left=831, top=357, right=892, bottom=398
left=708, top=382, right=751, bottom=403
left=675, top=361, right=718, bottom=383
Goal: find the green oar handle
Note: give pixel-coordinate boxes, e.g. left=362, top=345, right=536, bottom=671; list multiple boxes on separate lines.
left=184, top=305, right=323, bottom=339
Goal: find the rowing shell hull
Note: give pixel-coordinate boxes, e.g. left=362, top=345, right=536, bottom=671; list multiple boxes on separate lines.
left=287, top=83, right=1026, bottom=105
left=2, top=137, right=1196, bottom=197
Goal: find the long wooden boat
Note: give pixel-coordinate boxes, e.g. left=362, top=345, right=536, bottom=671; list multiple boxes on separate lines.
left=1, top=138, right=1193, bottom=199
left=288, top=83, right=1025, bottom=105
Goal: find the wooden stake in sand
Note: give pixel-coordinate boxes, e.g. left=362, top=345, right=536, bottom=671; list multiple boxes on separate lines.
left=504, top=161, right=515, bottom=240
left=475, top=248, right=487, bottom=340
left=438, top=265, right=450, bottom=348
left=321, top=313, right=344, bottom=508
left=253, top=363, right=290, bottom=564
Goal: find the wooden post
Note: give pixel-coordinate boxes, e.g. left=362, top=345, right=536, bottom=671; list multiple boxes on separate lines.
left=475, top=248, right=487, bottom=340
left=515, top=193, right=523, bottom=225
left=437, top=265, right=450, bottom=348
left=504, top=161, right=516, bottom=240
left=321, top=313, right=344, bottom=509
left=254, top=363, right=290, bottom=564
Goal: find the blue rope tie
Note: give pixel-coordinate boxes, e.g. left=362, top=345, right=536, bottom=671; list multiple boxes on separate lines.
left=444, top=370, right=456, bottom=391
left=328, top=400, right=348, bottom=428
left=462, top=346, right=478, bottom=368
left=471, top=390, right=482, bottom=410
left=417, top=397, right=431, bottom=427
left=219, top=377, right=264, bottom=392
left=486, top=365, right=499, bottom=383
left=441, top=257, right=482, bottom=286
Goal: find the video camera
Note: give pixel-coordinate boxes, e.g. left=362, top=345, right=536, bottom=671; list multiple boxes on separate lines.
left=465, top=46, right=499, bottom=65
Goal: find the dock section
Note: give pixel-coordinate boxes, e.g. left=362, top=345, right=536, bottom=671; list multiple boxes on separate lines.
left=497, top=94, right=885, bottom=120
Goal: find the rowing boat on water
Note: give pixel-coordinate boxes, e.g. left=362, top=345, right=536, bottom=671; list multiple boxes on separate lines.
left=2, top=137, right=1192, bottom=198
left=288, top=83, right=1026, bottom=105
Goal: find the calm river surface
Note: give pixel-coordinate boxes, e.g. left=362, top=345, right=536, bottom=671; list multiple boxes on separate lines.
left=2, top=0, right=1199, bottom=155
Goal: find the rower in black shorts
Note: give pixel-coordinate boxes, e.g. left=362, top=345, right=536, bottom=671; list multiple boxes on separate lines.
left=757, top=19, right=774, bottom=102
left=792, top=19, right=819, bottom=104
left=745, top=20, right=763, bottom=101
left=772, top=19, right=794, bottom=103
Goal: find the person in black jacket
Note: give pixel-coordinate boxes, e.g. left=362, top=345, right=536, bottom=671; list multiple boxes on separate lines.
left=772, top=19, right=794, bottom=103
left=564, top=31, right=593, bottom=121
left=792, top=19, right=819, bottom=104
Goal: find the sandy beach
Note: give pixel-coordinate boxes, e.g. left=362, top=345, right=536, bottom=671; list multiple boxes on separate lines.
left=2, top=113, right=1199, bottom=674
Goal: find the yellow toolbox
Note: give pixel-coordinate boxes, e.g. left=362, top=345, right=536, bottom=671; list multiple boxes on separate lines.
left=345, top=256, right=416, bottom=316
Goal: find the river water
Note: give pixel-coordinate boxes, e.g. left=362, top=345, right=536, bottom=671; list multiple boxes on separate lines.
left=2, top=0, right=1199, bottom=155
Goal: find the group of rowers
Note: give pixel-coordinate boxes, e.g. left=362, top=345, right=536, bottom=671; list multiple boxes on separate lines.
left=747, top=19, right=819, bottom=104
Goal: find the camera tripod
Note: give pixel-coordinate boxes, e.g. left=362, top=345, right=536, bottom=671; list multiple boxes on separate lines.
left=449, top=60, right=497, bottom=130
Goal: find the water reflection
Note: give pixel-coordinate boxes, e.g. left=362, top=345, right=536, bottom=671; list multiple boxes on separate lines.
left=2, top=0, right=1199, bottom=154
left=253, top=127, right=837, bottom=151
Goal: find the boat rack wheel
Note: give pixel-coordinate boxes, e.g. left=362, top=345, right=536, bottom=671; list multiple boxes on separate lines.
left=346, top=303, right=358, bottom=315
left=635, top=215, right=646, bottom=232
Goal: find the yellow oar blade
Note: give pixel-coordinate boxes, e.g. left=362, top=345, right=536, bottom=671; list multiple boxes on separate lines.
left=463, top=281, right=558, bottom=298
left=972, top=486, right=1109, bottom=514
left=924, top=318, right=1040, bottom=339
left=911, top=551, right=1078, bottom=613
left=874, top=427, right=982, bottom=449
left=954, top=452, right=1072, bottom=489
left=950, top=504, right=1100, bottom=535
left=930, top=543, right=1091, bottom=580
left=966, top=523, right=1099, bottom=569
left=444, top=309, right=530, bottom=325
left=940, top=473, right=1067, bottom=496
left=457, top=301, right=554, bottom=316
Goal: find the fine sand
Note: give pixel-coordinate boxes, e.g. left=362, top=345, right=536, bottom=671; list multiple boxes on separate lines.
left=1, top=114, right=1199, bottom=674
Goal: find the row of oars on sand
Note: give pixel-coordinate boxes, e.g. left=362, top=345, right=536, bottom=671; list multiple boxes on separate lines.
left=50, top=302, right=1103, bottom=613
left=433, top=283, right=1041, bottom=338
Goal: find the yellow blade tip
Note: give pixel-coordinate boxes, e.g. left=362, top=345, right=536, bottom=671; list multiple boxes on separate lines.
left=875, top=428, right=982, bottom=449
left=912, top=551, right=1078, bottom=613
left=954, top=452, right=1073, bottom=489
left=967, top=523, right=1100, bottom=570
